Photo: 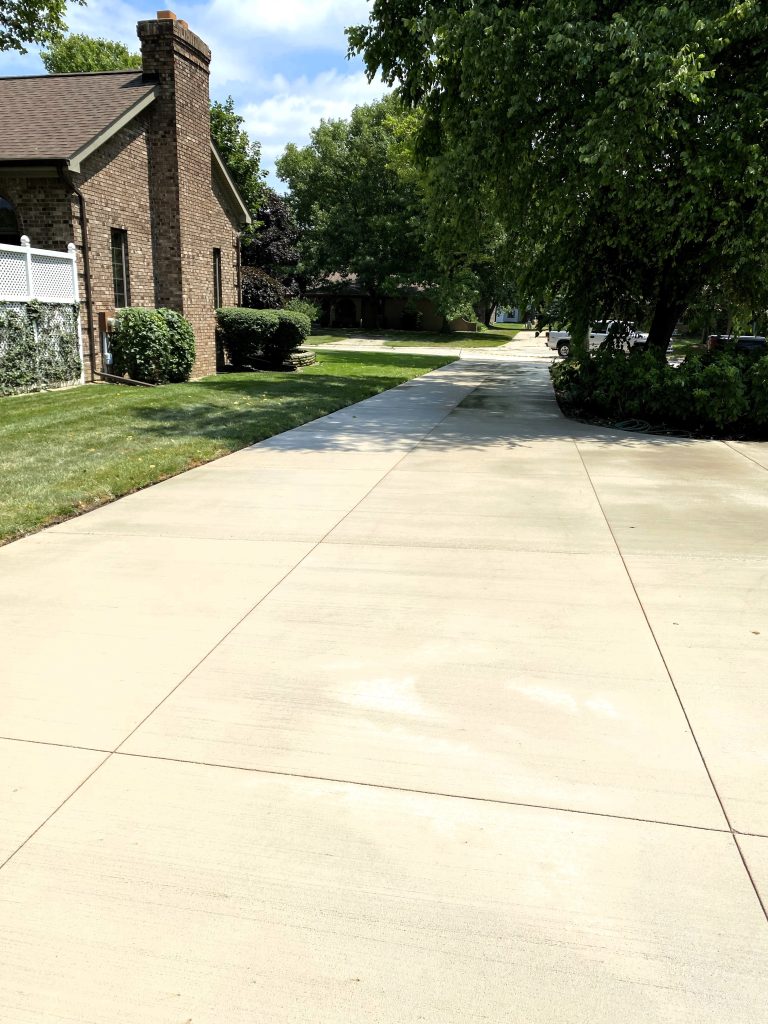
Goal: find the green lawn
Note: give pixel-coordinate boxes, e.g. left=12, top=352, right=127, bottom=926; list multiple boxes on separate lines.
left=0, top=350, right=455, bottom=544
left=311, top=323, right=519, bottom=349
left=669, top=336, right=706, bottom=359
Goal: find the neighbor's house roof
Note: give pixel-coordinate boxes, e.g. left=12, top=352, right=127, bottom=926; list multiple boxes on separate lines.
left=306, top=273, right=429, bottom=297
left=0, top=70, right=250, bottom=224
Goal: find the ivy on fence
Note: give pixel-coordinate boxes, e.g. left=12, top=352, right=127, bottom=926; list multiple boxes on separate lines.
left=0, top=301, right=81, bottom=395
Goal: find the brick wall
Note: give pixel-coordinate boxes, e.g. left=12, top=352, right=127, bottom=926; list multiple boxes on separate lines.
left=0, top=175, right=74, bottom=253
left=72, top=115, right=156, bottom=378
left=138, top=14, right=242, bottom=378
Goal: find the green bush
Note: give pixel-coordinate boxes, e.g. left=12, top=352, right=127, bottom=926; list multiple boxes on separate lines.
left=274, top=309, right=311, bottom=347
left=550, top=345, right=767, bottom=437
left=284, top=297, right=320, bottom=323
left=111, top=307, right=195, bottom=384
left=747, top=356, right=768, bottom=426
left=0, top=301, right=81, bottom=396
left=216, top=307, right=311, bottom=369
left=241, top=266, right=285, bottom=309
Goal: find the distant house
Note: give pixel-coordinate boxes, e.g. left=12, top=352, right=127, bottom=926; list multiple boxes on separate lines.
left=305, top=275, right=490, bottom=333
left=0, top=11, right=251, bottom=379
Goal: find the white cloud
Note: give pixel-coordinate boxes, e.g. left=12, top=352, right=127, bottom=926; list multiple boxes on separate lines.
left=205, top=0, right=370, bottom=38
left=243, top=69, right=389, bottom=185
left=65, top=0, right=147, bottom=49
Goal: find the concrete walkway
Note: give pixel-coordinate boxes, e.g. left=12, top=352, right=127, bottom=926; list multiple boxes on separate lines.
left=1, top=344, right=767, bottom=1022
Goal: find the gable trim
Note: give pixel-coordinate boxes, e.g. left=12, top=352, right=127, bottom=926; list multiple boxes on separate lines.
left=211, top=141, right=252, bottom=225
left=67, top=86, right=159, bottom=173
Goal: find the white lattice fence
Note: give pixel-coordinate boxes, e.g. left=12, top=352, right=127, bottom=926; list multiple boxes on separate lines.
left=0, top=238, right=79, bottom=304
left=0, top=238, right=84, bottom=393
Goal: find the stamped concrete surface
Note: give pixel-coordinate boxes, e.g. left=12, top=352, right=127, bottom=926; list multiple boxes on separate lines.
left=1, top=339, right=766, bottom=1022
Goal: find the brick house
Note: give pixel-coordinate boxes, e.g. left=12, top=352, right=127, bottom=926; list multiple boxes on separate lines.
left=0, top=10, right=250, bottom=379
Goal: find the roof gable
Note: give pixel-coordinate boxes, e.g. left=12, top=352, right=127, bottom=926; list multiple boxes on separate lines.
left=0, top=72, right=157, bottom=165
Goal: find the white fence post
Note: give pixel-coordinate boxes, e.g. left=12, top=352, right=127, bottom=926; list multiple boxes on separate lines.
left=68, top=242, right=85, bottom=384
left=20, top=235, right=32, bottom=299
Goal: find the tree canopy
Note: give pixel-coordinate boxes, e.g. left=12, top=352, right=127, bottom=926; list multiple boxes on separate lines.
left=243, top=188, right=300, bottom=274
left=277, top=95, right=431, bottom=298
left=210, top=96, right=266, bottom=214
left=277, top=94, right=513, bottom=321
left=349, top=1, right=768, bottom=349
left=41, top=32, right=140, bottom=73
left=1, top=0, right=82, bottom=53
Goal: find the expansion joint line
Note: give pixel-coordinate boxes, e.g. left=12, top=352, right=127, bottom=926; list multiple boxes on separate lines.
left=0, top=361, right=487, bottom=873
left=573, top=440, right=768, bottom=925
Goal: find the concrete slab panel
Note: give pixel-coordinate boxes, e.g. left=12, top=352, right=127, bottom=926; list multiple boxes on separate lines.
left=326, top=506, right=615, bottom=554
left=124, top=545, right=725, bottom=828
left=726, top=441, right=768, bottom=471
left=0, top=740, right=103, bottom=864
left=618, top=553, right=768, bottom=834
left=0, top=532, right=311, bottom=748
left=738, top=835, right=768, bottom=907
left=578, top=440, right=768, bottom=558
left=0, top=756, right=763, bottom=1024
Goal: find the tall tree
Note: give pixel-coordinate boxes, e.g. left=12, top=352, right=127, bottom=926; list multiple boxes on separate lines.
left=210, top=96, right=266, bottom=214
left=349, top=1, right=768, bottom=351
left=41, top=32, right=140, bottom=72
left=243, top=188, right=299, bottom=274
left=277, top=95, right=431, bottom=301
left=1, top=0, right=83, bottom=53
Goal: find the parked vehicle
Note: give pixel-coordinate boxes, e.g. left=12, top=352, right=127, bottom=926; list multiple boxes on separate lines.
left=546, top=321, right=648, bottom=358
left=706, top=334, right=767, bottom=356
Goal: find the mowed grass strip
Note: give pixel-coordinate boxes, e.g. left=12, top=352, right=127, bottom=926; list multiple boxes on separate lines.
left=311, top=323, right=519, bottom=349
left=0, top=350, right=455, bottom=544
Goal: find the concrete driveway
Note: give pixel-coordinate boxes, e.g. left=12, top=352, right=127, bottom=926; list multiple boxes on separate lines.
left=1, top=344, right=767, bottom=1022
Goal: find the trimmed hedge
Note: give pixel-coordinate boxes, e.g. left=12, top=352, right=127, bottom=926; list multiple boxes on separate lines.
left=217, top=307, right=311, bottom=369
left=111, top=307, right=195, bottom=384
left=550, top=343, right=768, bottom=437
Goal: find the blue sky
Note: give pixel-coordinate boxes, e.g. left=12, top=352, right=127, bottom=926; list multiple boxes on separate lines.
left=0, top=0, right=389, bottom=189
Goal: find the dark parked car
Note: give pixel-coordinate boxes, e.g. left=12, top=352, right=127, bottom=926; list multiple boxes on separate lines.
left=706, top=334, right=768, bottom=355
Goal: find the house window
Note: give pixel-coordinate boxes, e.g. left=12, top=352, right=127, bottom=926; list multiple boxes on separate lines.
left=111, top=228, right=131, bottom=308
left=0, top=195, right=20, bottom=246
left=213, top=248, right=222, bottom=308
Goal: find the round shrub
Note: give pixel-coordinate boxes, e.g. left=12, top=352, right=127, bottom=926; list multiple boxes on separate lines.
left=216, top=307, right=279, bottom=369
left=275, top=309, right=311, bottom=347
left=111, top=307, right=195, bottom=384
left=216, top=307, right=311, bottom=369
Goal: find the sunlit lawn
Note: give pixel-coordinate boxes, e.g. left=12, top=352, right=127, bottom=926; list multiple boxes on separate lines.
left=311, top=322, right=520, bottom=349
left=0, top=350, right=455, bottom=544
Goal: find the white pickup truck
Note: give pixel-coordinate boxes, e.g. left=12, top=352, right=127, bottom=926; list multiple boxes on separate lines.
left=546, top=320, right=648, bottom=358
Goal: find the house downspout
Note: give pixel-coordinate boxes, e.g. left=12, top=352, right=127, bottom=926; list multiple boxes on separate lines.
left=236, top=233, right=242, bottom=305
left=59, top=164, right=97, bottom=382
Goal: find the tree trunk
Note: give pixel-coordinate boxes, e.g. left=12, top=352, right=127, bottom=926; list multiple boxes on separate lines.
left=647, top=294, right=686, bottom=356
left=483, top=302, right=496, bottom=327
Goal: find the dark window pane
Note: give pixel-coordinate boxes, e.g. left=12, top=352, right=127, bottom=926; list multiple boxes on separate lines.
left=213, top=248, right=222, bottom=309
left=0, top=195, right=20, bottom=245
left=111, top=229, right=130, bottom=308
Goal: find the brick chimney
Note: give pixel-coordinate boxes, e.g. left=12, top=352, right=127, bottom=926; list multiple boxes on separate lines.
left=137, top=11, right=212, bottom=331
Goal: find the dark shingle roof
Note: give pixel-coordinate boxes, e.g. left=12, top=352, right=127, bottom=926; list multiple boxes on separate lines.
left=0, top=71, right=157, bottom=164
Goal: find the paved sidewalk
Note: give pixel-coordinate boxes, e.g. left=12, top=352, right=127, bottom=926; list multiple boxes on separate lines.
left=1, top=351, right=767, bottom=1022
